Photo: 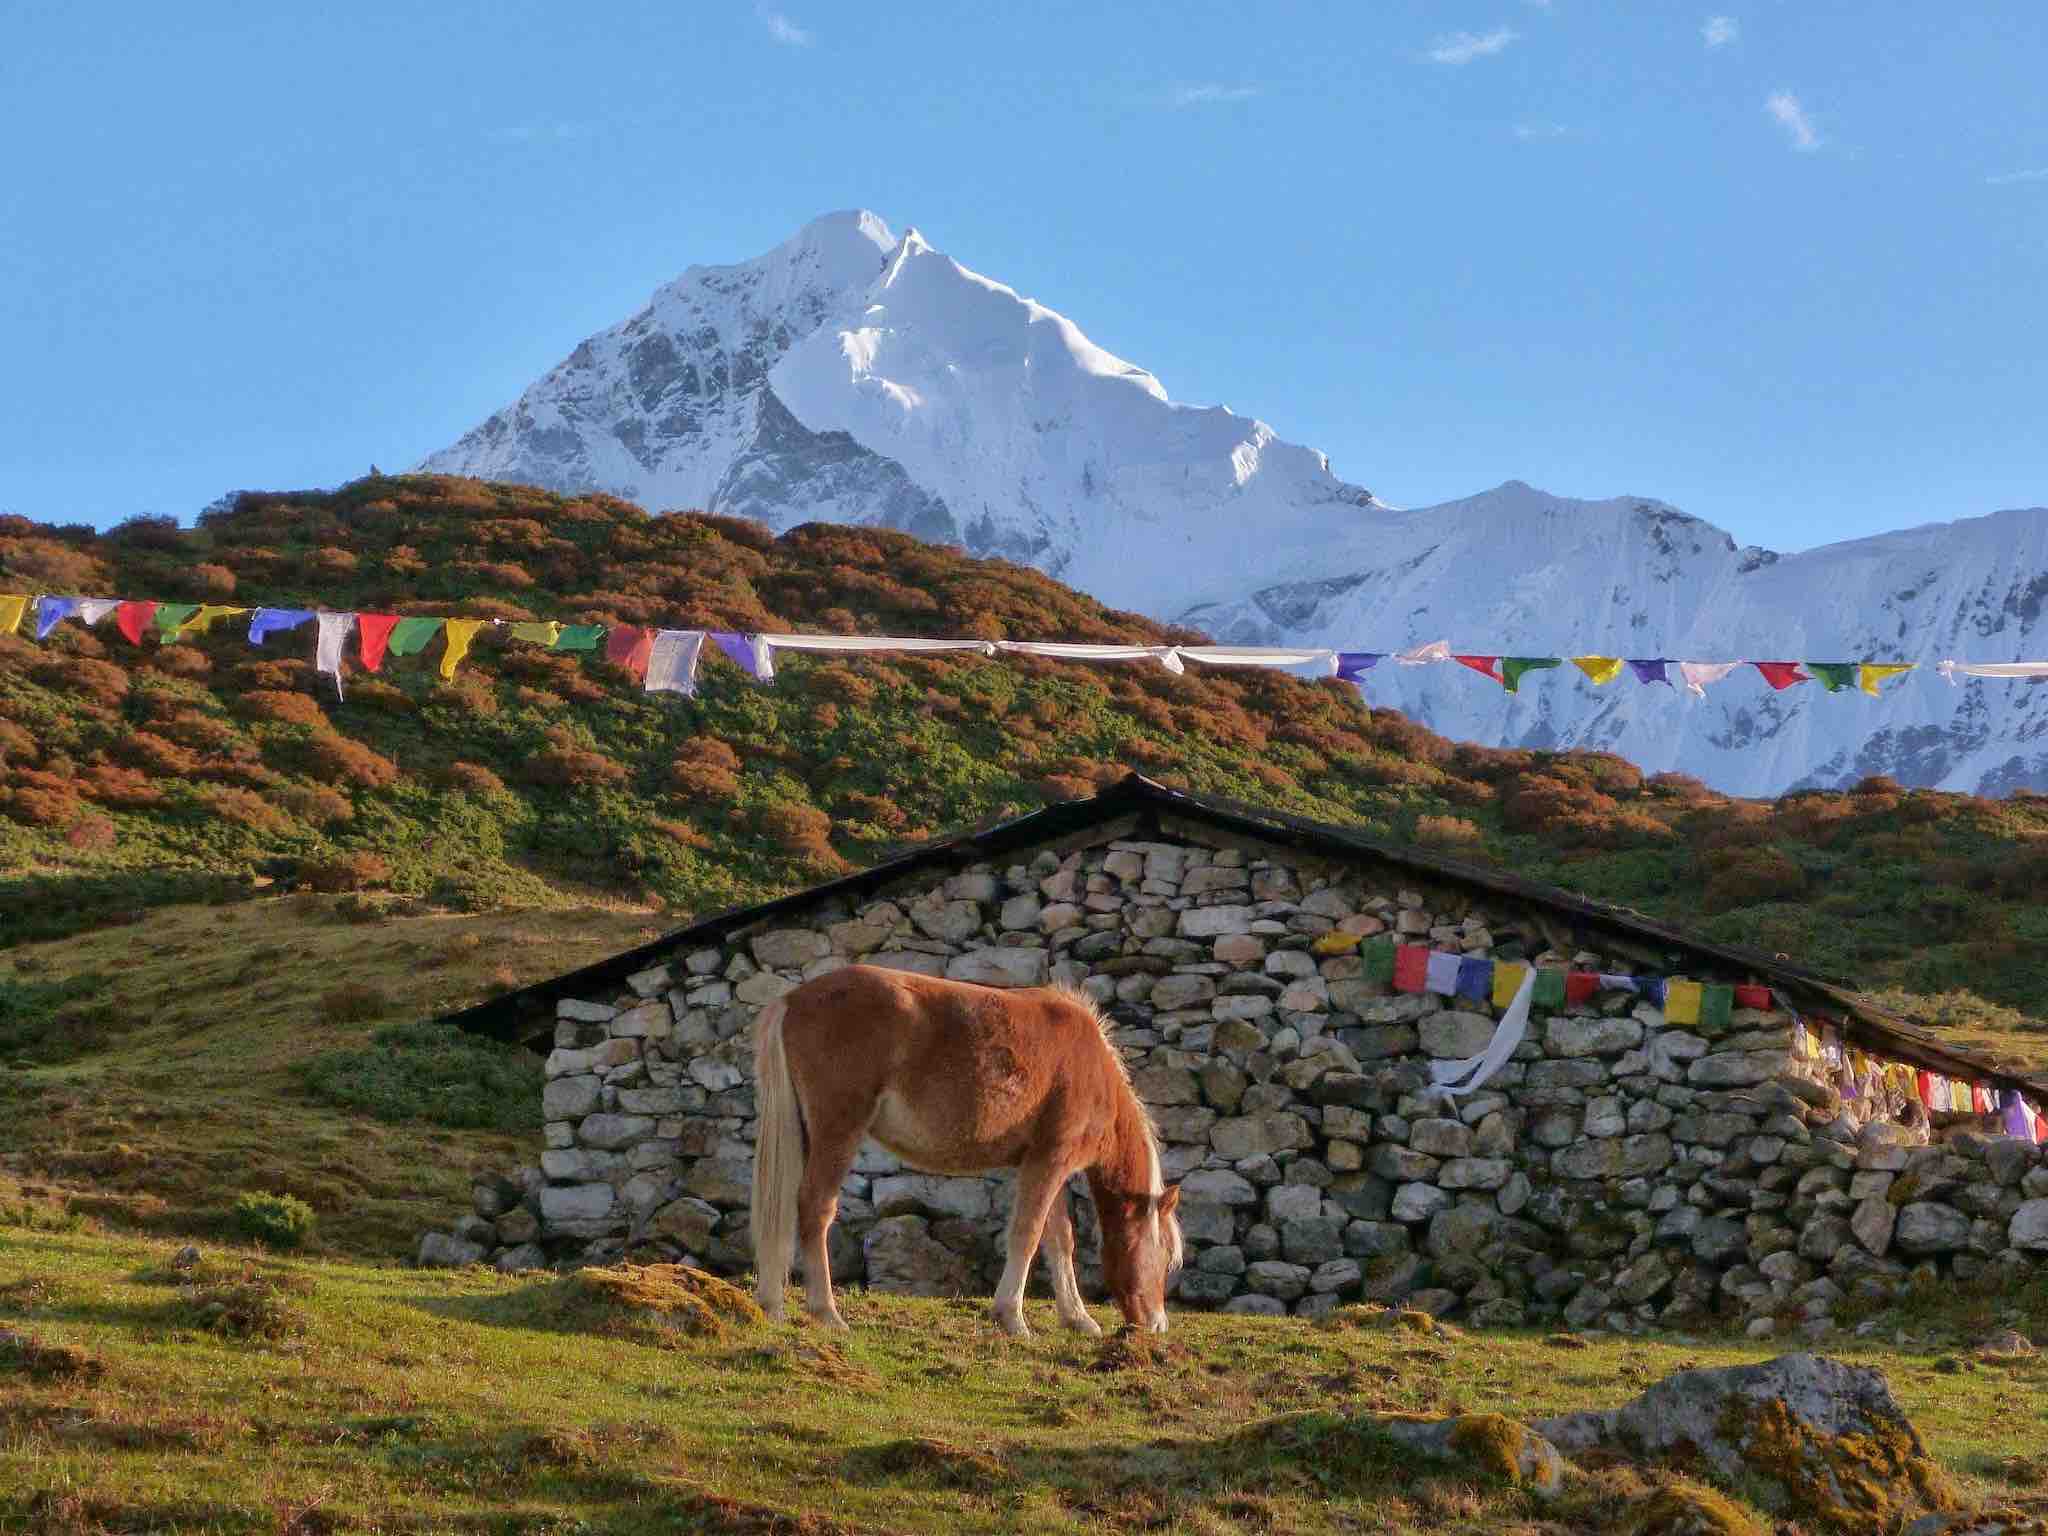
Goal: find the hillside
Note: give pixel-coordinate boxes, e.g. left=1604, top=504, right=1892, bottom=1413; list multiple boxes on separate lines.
left=4, top=475, right=2048, bottom=1053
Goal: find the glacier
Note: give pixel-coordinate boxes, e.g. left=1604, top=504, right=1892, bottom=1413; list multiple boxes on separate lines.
left=420, top=211, right=2048, bottom=796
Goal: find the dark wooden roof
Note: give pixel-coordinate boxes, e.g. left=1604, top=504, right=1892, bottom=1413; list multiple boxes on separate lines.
left=442, top=774, right=2047, bottom=1098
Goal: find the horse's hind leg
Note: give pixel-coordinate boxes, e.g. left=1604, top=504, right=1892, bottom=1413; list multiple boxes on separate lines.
left=1040, top=1187, right=1101, bottom=1335
left=794, top=1115, right=866, bottom=1331
left=994, top=1157, right=1070, bottom=1338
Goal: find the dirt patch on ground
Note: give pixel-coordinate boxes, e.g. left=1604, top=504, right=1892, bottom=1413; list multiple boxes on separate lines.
left=840, top=1436, right=1010, bottom=1491
left=1089, top=1324, right=1194, bottom=1372
left=0, top=1328, right=104, bottom=1382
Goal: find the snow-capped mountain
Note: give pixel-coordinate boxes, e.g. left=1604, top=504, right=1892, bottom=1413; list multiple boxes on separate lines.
left=421, top=212, right=2048, bottom=796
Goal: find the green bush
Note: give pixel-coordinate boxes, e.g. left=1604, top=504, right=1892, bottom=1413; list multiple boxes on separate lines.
left=299, top=1020, right=543, bottom=1132
left=232, top=1191, right=316, bottom=1250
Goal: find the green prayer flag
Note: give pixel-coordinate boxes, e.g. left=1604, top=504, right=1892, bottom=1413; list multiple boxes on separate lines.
left=1531, top=968, right=1567, bottom=1009
left=555, top=624, right=605, bottom=652
left=1360, top=936, right=1396, bottom=983
left=386, top=617, right=443, bottom=656
left=153, top=603, right=200, bottom=636
left=1806, top=662, right=1857, bottom=693
left=1698, top=983, right=1733, bottom=1032
left=1501, top=657, right=1562, bottom=693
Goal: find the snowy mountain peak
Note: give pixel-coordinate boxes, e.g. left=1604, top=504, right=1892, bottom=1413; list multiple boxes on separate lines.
left=420, top=214, right=2048, bottom=795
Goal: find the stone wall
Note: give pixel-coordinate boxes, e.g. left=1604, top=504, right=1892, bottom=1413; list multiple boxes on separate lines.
left=420, top=832, right=2048, bottom=1335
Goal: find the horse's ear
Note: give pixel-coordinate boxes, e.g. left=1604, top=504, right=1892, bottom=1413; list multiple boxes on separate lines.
left=1158, top=1184, right=1180, bottom=1218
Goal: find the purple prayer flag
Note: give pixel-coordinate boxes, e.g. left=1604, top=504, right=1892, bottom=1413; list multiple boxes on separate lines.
left=1454, top=955, right=1492, bottom=1001
left=1627, top=658, right=1672, bottom=686
left=249, top=608, right=316, bottom=645
left=710, top=631, right=767, bottom=679
left=35, top=596, right=79, bottom=639
left=2005, top=1090, right=2032, bottom=1140
left=1335, top=651, right=1382, bottom=684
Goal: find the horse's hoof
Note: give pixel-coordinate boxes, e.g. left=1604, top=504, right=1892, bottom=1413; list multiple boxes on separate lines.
left=808, top=1309, right=850, bottom=1333
left=993, top=1308, right=1031, bottom=1339
left=1062, top=1313, right=1104, bottom=1336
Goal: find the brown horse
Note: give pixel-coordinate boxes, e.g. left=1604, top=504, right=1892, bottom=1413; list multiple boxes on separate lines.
left=751, top=964, right=1183, bottom=1336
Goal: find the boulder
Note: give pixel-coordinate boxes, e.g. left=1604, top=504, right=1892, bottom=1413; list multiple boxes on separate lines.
left=862, top=1216, right=975, bottom=1296
left=1376, top=1414, right=1569, bottom=1498
left=417, top=1232, right=487, bottom=1268
left=1537, top=1354, right=1958, bottom=1529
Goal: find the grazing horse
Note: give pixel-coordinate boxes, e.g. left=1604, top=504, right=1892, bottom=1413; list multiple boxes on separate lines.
left=751, top=964, right=1183, bottom=1336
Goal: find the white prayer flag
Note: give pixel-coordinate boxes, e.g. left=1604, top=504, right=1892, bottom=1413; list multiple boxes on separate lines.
left=314, top=612, right=356, bottom=699
left=645, top=630, right=707, bottom=696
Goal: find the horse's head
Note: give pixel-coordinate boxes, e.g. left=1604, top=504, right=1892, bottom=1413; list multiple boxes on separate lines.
left=1100, top=1184, right=1182, bottom=1332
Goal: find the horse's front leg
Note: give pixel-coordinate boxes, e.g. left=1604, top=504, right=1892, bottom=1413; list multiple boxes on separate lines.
left=994, top=1158, right=1070, bottom=1338
left=1040, top=1188, right=1101, bottom=1335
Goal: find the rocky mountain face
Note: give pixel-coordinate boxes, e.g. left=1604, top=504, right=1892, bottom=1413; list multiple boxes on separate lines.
left=421, top=212, right=2048, bottom=795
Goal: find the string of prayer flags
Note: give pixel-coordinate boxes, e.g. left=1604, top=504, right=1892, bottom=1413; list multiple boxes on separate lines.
left=645, top=630, right=706, bottom=696
left=34, top=596, right=78, bottom=639
left=1807, top=662, right=1859, bottom=694
left=314, top=612, right=356, bottom=698
left=1858, top=664, right=1913, bottom=696
left=0, top=595, right=26, bottom=636
left=385, top=616, right=442, bottom=657
left=1754, top=661, right=1810, bottom=690
left=555, top=624, right=605, bottom=652
left=1456, top=655, right=1563, bottom=692
left=115, top=600, right=158, bottom=645
left=507, top=621, right=561, bottom=648
left=249, top=608, right=315, bottom=645
left=605, top=626, right=654, bottom=681
left=439, top=619, right=486, bottom=680
left=1573, top=655, right=1625, bottom=685
left=357, top=615, right=401, bottom=672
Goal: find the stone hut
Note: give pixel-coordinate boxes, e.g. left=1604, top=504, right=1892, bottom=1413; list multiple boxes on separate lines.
left=425, top=775, right=2048, bottom=1335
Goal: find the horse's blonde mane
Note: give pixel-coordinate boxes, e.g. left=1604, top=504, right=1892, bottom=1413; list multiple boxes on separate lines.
left=1050, top=981, right=1183, bottom=1270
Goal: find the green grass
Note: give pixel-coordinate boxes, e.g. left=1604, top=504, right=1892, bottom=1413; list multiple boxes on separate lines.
left=0, top=1223, right=2042, bottom=1535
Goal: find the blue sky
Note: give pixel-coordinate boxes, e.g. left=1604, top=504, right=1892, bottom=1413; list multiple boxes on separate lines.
left=2, top=0, right=2043, bottom=548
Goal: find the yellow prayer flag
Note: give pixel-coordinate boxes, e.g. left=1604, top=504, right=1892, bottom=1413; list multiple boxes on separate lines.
left=507, top=621, right=562, bottom=647
left=174, top=604, right=249, bottom=640
left=0, top=595, right=27, bottom=636
left=1858, top=663, right=1913, bottom=697
left=1951, top=1079, right=1971, bottom=1113
left=1491, top=962, right=1527, bottom=1009
left=440, top=619, right=486, bottom=680
left=1665, top=979, right=1703, bottom=1026
left=1849, top=1049, right=1868, bottom=1078
left=1572, top=655, right=1624, bottom=686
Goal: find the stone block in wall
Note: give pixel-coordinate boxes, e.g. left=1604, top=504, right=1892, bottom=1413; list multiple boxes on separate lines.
left=735, top=972, right=794, bottom=1006
left=864, top=1215, right=974, bottom=1296
left=539, top=1183, right=614, bottom=1223
left=871, top=1174, right=992, bottom=1221
left=579, top=1114, right=655, bottom=1151
left=944, top=947, right=1049, bottom=987
left=1419, top=1012, right=1496, bottom=1059
left=2010, top=1199, right=2048, bottom=1252
left=558, top=998, right=616, bottom=1024
left=751, top=929, right=830, bottom=969
left=543, top=1074, right=603, bottom=1121
left=1893, top=1202, right=1971, bottom=1255
left=683, top=1158, right=753, bottom=1206
left=868, top=950, right=949, bottom=977
left=1685, top=1052, right=1780, bottom=1088
left=1545, top=1015, right=1644, bottom=1058
left=1211, top=1114, right=1311, bottom=1159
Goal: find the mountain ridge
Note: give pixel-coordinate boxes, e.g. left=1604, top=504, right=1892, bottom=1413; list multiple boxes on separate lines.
left=420, top=212, right=2048, bottom=794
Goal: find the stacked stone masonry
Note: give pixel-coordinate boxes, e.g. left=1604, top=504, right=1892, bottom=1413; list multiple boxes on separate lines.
left=422, top=834, right=2048, bottom=1334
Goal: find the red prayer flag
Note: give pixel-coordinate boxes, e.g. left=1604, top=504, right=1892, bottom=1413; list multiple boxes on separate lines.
left=1916, top=1070, right=1937, bottom=1109
left=606, top=625, right=654, bottom=680
left=1454, top=654, right=1504, bottom=685
left=114, top=600, right=158, bottom=645
left=1753, top=661, right=1810, bottom=691
left=1392, top=944, right=1430, bottom=994
left=357, top=614, right=400, bottom=672
left=1733, top=983, right=1772, bottom=1011
left=1564, top=971, right=1598, bottom=1006
left=1973, top=1084, right=1992, bottom=1114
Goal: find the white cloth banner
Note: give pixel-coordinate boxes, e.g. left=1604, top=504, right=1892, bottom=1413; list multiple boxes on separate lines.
left=645, top=630, right=706, bottom=696
left=1175, top=646, right=1337, bottom=670
left=1596, top=973, right=1639, bottom=993
left=1395, top=639, right=1452, bottom=666
left=314, top=611, right=356, bottom=699
left=1678, top=661, right=1740, bottom=698
left=76, top=598, right=121, bottom=625
left=1938, top=660, right=2048, bottom=684
left=760, top=634, right=997, bottom=657
left=997, top=641, right=1186, bottom=674
left=1427, top=965, right=1536, bottom=1101
left=1423, top=951, right=1462, bottom=996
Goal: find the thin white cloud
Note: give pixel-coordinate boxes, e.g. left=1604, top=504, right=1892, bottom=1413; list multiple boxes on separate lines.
left=1765, top=91, right=1820, bottom=152
left=1428, top=27, right=1519, bottom=65
left=757, top=4, right=812, bottom=46
left=1513, top=121, right=1568, bottom=141
left=1167, top=83, right=1261, bottom=107
left=1985, top=167, right=2048, bottom=186
left=1701, top=15, right=1738, bottom=48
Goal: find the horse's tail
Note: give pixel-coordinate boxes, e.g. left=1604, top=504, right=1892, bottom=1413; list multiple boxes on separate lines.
left=750, top=997, right=801, bottom=1319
